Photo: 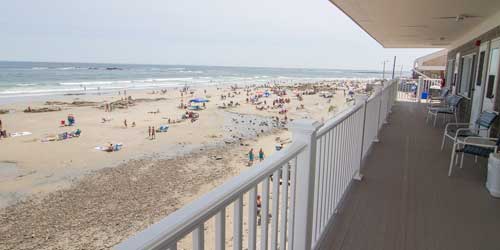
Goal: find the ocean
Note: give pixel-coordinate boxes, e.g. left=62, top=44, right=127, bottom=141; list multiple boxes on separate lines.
left=0, top=61, right=388, bottom=99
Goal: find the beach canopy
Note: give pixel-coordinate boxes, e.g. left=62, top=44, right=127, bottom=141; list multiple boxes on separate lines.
left=189, top=98, right=209, bottom=103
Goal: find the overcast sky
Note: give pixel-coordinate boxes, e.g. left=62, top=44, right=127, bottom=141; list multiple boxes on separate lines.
left=1, top=0, right=441, bottom=70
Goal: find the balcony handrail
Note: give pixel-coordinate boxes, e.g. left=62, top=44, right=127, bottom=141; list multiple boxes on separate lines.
left=116, top=141, right=307, bottom=250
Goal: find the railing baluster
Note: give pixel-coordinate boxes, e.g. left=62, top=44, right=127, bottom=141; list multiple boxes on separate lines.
left=215, top=209, right=225, bottom=250
left=321, top=131, right=330, bottom=230
left=287, top=157, right=297, bottom=250
left=312, top=138, right=321, bottom=241
left=249, top=187, right=257, bottom=250
left=344, top=116, right=350, bottom=184
left=328, top=128, right=336, bottom=216
left=193, top=224, right=204, bottom=250
left=318, top=136, right=326, bottom=234
left=333, top=126, right=341, bottom=211
left=261, top=178, right=270, bottom=250
left=324, top=130, right=333, bottom=223
left=271, top=169, right=281, bottom=250
left=279, top=164, right=289, bottom=250
left=339, top=120, right=345, bottom=199
left=233, top=196, right=243, bottom=250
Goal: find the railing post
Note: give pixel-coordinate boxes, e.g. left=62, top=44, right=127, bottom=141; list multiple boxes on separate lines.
left=417, top=76, right=423, bottom=103
left=290, top=119, right=322, bottom=250
left=354, top=94, right=369, bottom=181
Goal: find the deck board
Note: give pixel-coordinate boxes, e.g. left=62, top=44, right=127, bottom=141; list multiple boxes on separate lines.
left=317, top=101, right=500, bottom=250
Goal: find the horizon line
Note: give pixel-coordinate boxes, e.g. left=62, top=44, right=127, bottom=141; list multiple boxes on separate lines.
left=0, top=59, right=405, bottom=73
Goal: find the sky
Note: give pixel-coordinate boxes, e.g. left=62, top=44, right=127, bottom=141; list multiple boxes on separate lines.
left=0, top=0, right=441, bottom=71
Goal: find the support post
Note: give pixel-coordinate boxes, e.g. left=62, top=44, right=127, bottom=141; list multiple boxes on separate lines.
left=354, top=94, right=369, bottom=181
left=391, top=56, right=396, bottom=80
left=290, top=119, right=322, bottom=250
left=417, top=76, right=423, bottom=103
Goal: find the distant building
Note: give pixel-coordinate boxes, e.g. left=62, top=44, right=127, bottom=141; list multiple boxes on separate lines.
left=413, top=49, right=447, bottom=79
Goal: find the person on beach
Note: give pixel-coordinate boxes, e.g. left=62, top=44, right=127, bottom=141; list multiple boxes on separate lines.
left=151, top=126, right=156, bottom=140
left=124, top=119, right=128, bottom=128
left=248, top=148, right=254, bottom=165
left=259, top=148, right=265, bottom=161
left=148, top=126, right=152, bottom=139
left=106, top=143, right=114, bottom=152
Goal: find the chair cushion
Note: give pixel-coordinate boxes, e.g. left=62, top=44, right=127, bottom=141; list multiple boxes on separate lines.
left=458, top=145, right=494, bottom=158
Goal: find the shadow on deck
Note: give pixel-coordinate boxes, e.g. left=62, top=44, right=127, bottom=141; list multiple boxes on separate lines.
left=318, top=101, right=500, bottom=250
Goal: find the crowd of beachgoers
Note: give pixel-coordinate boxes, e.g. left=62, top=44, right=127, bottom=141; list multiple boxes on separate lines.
left=0, top=79, right=374, bottom=249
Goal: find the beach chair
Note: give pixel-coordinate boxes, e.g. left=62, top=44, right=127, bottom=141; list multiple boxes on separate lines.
left=441, top=111, right=498, bottom=150
left=67, top=115, right=75, bottom=126
left=426, top=95, right=464, bottom=126
left=73, top=129, right=82, bottom=137
left=449, top=137, right=499, bottom=176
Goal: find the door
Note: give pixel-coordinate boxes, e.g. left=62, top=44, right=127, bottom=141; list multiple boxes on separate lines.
left=483, top=39, right=500, bottom=112
left=470, top=42, right=490, bottom=124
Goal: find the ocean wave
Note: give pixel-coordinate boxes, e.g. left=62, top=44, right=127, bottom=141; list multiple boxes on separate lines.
left=58, top=78, right=197, bottom=86
left=16, top=83, right=39, bottom=86
left=31, top=67, right=48, bottom=70
left=59, top=81, right=115, bottom=86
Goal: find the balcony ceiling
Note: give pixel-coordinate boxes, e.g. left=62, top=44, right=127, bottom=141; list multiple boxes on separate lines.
left=329, top=0, right=500, bottom=48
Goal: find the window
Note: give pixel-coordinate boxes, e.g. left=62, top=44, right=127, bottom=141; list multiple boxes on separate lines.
left=458, top=54, right=475, bottom=97
left=476, top=51, right=486, bottom=86
left=446, top=60, right=454, bottom=87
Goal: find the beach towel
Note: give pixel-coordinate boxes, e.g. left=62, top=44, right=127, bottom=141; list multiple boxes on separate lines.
left=95, top=143, right=123, bottom=152
left=156, top=125, right=169, bottom=133
left=41, top=136, right=57, bottom=142
left=11, top=132, right=32, bottom=137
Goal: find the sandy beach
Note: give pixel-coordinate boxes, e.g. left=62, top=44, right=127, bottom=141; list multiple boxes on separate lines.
left=0, top=80, right=369, bottom=249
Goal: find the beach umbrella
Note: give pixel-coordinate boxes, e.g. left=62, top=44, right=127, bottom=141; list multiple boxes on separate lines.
left=189, top=98, right=209, bottom=103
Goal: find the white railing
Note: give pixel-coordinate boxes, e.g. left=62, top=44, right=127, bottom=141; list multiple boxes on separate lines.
left=116, top=80, right=398, bottom=250
left=397, top=77, right=442, bottom=102
left=418, top=78, right=442, bottom=100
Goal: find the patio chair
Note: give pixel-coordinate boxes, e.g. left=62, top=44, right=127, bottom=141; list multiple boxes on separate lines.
left=428, top=87, right=449, bottom=105
left=426, top=95, right=464, bottom=127
left=441, top=111, right=498, bottom=150
left=448, top=136, right=499, bottom=176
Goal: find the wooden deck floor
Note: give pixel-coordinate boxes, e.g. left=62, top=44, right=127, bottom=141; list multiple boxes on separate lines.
left=317, top=101, right=500, bottom=250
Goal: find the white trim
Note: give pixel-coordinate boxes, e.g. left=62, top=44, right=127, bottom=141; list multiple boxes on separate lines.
left=416, top=66, right=446, bottom=71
